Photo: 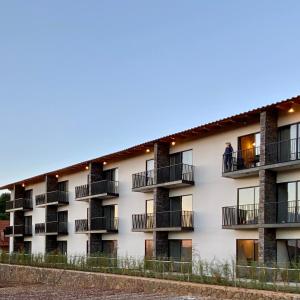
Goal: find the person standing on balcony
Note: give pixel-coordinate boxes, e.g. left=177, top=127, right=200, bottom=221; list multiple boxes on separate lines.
left=224, top=142, right=233, bottom=171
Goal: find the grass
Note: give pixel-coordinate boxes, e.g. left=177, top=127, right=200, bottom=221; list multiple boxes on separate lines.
left=1, top=252, right=300, bottom=294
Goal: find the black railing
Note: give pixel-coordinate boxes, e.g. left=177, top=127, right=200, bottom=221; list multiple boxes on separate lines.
left=264, top=200, right=300, bottom=224
left=132, top=213, right=154, bottom=230
left=36, top=191, right=68, bottom=206
left=13, top=225, right=24, bottom=235
left=35, top=223, right=45, bottom=234
left=4, top=226, right=13, bottom=236
left=222, top=204, right=259, bottom=227
left=223, top=146, right=260, bottom=173
left=132, top=211, right=193, bottom=230
left=75, top=219, right=88, bottom=232
left=265, top=138, right=300, bottom=165
left=75, top=180, right=119, bottom=199
left=5, top=198, right=32, bottom=211
left=132, top=170, right=154, bottom=189
left=90, top=217, right=118, bottom=231
left=5, top=201, right=14, bottom=211
left=132, top=164, right=194, bottom=189
left=223, top=138, right=300, bottom=173
left=35, top=194, right=46, bottom=206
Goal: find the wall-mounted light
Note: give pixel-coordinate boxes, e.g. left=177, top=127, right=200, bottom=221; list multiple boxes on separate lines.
left=171, top=141, right=176, bottom=146
left=85, top=166, right=89, bottom=170
left=22, top=183, right=25, bottom=188
left=55, top=174, right=59, bottom=178
left=103, top=161, right=107, bottom=165
left=252, top=142, right=256, bottom=146
left=146, top=149, right=150, bottom=153
left=288, top=107, right=295, bottom=113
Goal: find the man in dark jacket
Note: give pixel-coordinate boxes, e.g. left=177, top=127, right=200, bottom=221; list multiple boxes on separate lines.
left=224, top=142, right=234, bottom=172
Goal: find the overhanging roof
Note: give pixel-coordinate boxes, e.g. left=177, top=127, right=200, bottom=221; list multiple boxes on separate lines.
left=1, top=95, right=300, bottom=190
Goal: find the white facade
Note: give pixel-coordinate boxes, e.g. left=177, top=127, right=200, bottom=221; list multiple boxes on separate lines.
left=5, top=105, right=300, bottom=264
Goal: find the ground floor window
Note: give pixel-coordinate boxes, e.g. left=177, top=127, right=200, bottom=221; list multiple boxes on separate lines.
left=23, top=241, right=32, bottom=254
left=145, top=240, right=153, bottom=258
left=236, top=239, right=258, bottom=264
left=278, top=239, right=300, bottom=264
left=169, top=239, right=192, bottom=261
left=57, top=241, right=67, bottom=256
left=102, top=240, right=117, bottom=257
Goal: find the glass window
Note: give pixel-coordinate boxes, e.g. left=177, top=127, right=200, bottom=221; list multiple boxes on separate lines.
left=182, top=150, right=193, bottom=165
left=114, top=205, right=118, bottom=218
left=182, top=195, right=192, bottom=211
left=238, top=187, right=259, bottom=206
left=145, top=240, right=153, bottom=258
left=181, top=240, right=192, bottom=261
left=102, top=240, right=117, bottom=257
left=146, top=159, right=154, bottom=171
left=146, top=200, right=153, bottom=214
left=237, top=239, right=258, bottom=264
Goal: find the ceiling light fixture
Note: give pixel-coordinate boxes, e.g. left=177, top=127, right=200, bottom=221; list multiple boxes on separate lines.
left=103, top=161, right=107, bottom=165
left=146, top=149, right=150, bottom=153
left=288, top=107, right=295, bottom=113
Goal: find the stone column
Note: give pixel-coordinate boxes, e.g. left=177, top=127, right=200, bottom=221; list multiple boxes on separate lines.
left=153, top=142, right=170, bottom=258
left=258, top=110, right=278, bottom=266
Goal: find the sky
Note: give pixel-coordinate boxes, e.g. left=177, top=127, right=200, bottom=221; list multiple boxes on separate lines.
left=1, top=1, right=300, bottom=188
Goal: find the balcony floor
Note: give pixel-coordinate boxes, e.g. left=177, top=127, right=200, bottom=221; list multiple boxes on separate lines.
left=222, top=224, right=259, bottom=230
left=76, top=193, right=119, bottom=202
left=132, top=180, right=194, bottom=193
left=132, top=227, right=194, bottom=232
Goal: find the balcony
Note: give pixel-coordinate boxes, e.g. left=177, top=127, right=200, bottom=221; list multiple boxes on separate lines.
left=35, top=191, right=69, bottom=207
left=263, top=200, right=300, bottom=228
left=75, top=219, right=88, bottom=233
left=4, top=225, right=31, bottom=236
left=75, top=180, right=119, bottom=201
left=222, top=204, right=259, bottom=229
left=223, top=138, right=300, bottom=178
left=132, top=211, right=194, bottom=232
left=5, top=198, right=33, bottom=212
left=132, top=163, right=194, bottom=192
left=35, top=221, right=68, bottom=235
left=90, top=217, right=118, bottom=233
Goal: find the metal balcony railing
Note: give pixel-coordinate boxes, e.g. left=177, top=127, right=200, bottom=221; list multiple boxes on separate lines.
left=90, top=217, right=118, bottom=231
left=132, top=164, right=194, bottom=189
left=223, top=146, right=260, bottom=173
left=5, top=198, right=32, bottom=211
left=35, top=223, right=45, bottom=234
left=223, top=138, right=300, bottom=173
left=75, top=219, right=88, bottom=232
left=132, top=211, right=194, bottom=230
left=4, top=226, right=13, bottom=236
left=222, top=204, right=259, bottom=227
left=75, top=180, right=119, bottom=199
left=35, top=191, right=69, bottom=206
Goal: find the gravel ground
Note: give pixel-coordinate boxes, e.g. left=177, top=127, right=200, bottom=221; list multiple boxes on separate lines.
left=0, top=283, right=223, bottom=300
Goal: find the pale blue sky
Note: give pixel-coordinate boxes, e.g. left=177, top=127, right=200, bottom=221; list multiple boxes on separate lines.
left=1, top=1, right=300, bottom=187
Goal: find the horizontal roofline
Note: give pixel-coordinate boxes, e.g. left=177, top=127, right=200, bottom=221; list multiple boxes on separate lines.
left=1, top=94, right=300, bottom=190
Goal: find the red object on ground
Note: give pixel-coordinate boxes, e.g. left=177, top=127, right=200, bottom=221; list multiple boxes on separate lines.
left=0, top=220, right=9, bottom=252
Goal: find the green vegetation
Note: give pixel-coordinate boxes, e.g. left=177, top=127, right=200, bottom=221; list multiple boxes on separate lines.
left=1, top=252, right=300, bottom=294
left=0, top=193, right=10, bottom=220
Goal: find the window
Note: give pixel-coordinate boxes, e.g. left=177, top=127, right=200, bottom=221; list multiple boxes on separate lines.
left=24, top=216, right=32, bottom=235
left=145, top=240, right=153, bottom=259
left=58, top=181, right=68, bottom=192
left=102, top=240, right=117, bottom=257
left=170, top=150, right=193, bottom=166
left=236, top=239, right=258, bottom=264
left=277, top=181, right=300, bottom=223
left=237, top=187, right=259, bottom=225
left=237, top=132, right=260, bottom=169
left=24, top=189, right=33, bottom=199
left=168, top=239, right=192, bottom=261
left=146, top=159, right=154, bottom=171
left=182, top=195, right=193, bottom=211
left=24, top=241, right=31, bottom=254
left=104, top=168, right=118, bottom=181
left=57, top=241, right=67, bottom=255
left=286, top=240, right=300, bottom=263
left=146, top=200, right=154, bottom=228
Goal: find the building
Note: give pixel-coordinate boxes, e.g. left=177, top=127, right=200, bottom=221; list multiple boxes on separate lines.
left=2, top=95, right=300, bottom=266
left=0, top=220, right=9, bottom=252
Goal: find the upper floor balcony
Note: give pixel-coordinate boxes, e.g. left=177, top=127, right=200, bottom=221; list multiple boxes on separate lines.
left=35, top=191, right=69, bottom=207
left=5, top=198, right=33, bottom=212
left=223, top=138, right=300, bottom=178
left=75, top=217, right=118, bottom=233
left=4, top=224, right=32, bottom=237
left=75, top=180, right=119, bottom=201
left=222, top=200, right=300, bottom=229
left=35, top=221, right=68, bottom=235
left=132, top=163, right=194, bottom=192
left=132, top=210, right=194, bottom=232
